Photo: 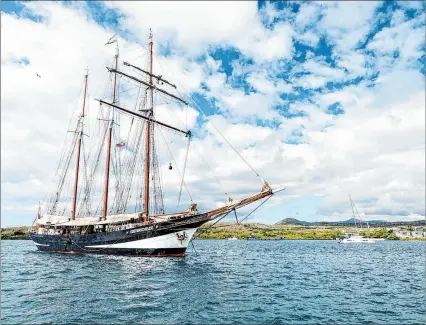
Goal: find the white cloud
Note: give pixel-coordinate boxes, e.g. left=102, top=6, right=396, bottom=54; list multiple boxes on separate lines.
left=297, top=31, right=320, bottom=47
left=237, top=22, right=295, bottom=62
left=318, top=2, right=381, bottom=51
left=1, top=1, right=424, bottom=227
left=334, top=51, right=368, bottom=78
left=367, top=14, right=425, bottom=70
left=106, top=1, right=295, bottom=63
left=247, top=71, right=292, bottom=95
left=397, top=1, right=425, bottom=11
left=295, top=3, right=321, bottom=30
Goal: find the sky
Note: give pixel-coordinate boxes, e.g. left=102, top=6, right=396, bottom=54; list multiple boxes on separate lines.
left=1, top=1, right=425, bottom=227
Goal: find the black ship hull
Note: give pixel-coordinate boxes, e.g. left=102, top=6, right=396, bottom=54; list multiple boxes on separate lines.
left=29, top=213, right=209, bottom=257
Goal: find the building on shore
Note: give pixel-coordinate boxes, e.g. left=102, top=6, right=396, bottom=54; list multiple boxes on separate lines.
left=395, top=228, right=425, bottom=238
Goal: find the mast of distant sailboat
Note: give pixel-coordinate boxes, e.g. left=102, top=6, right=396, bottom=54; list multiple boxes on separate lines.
left=349, top=194, right=369, bottom=229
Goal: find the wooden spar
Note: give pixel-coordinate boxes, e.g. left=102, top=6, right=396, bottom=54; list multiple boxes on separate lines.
left=143, top=33, right=154, bottom=217
left=207, top=190, right=273, bottom=218
left=123, top=61, right=177, bottom=89
left=103, top=53, right=118, bottom=218
left=71, top=73, right=88, bottom=220
left=107, top=68, right=188, bottom=105
left=95, top=100, right=190, bottom=136
left=71, top=140, right=82, bottom=220
left=103, top=127, right=112, bottom=217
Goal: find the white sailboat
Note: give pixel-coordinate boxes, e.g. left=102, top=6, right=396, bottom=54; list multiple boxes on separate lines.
left=339, top=195, right=376, bottom=244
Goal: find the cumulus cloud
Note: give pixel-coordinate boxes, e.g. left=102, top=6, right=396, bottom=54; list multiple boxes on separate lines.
left=1, top=1, right=425, bottom=226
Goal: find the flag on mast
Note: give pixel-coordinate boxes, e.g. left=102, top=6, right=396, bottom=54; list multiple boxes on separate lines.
left=116, top=140, right=127, bottom=148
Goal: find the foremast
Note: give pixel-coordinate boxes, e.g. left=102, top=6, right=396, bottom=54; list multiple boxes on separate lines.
left=103, top=51, right=119, bottom=218
left=71, top=72, right=88, bottom=220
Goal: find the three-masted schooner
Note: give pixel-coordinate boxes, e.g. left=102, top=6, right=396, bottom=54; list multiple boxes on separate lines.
left=29, top=31, right=281, bottom=256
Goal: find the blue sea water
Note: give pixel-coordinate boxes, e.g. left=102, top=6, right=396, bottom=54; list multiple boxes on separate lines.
left=1, top=240, right=425, bottom=324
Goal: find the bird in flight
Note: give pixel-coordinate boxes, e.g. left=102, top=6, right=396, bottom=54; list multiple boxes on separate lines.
left=36, top=73, right=41, bottom=78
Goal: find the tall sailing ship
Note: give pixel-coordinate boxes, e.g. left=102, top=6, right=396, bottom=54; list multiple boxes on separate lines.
left=28, top=32, right=282, bottom=256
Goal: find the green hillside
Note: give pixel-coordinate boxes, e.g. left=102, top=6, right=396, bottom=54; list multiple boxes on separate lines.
left=1, top=226, right=29, bottom=239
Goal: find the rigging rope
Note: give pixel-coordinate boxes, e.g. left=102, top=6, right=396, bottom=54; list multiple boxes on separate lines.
left=238, top=195, right=273, bottom=224
left=157, top=92, right=230, bottom=199
left=158, top=128, right=193, bottom=202
left=178, top=136, right=191, bottom=205
left=114, top=118, right=146, bottom=214
left=156, top=123, right=166, bottom=212
left=192, top=211, right=232, bottom=239
left=193, top=194, right=273, bottom=241
left=153, top=52, right=263, bottom=181
left=41, top=82, right=86, bottom=214
left=49, top=131, right=78, bottom=214
left=191, top=142, right=230, bottom=199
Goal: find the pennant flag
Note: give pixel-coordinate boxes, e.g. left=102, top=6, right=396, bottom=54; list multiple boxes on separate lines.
left=116, top=140, right=127, bottom=148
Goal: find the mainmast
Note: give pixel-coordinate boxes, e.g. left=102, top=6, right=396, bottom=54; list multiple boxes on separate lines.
left=143, top=29, right=154, bottom=217
left=71, top=72, right=88, bottom=220
left=103, top=51, right=118, bottom=218
left=96, top=29, right=189, bottom=217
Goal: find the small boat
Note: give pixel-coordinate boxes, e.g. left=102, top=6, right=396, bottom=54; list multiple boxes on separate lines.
left=338, top=195, right=376, bottom=244
left=228, top=236, right=238, bottom=240
left=247, top=234, right=256, bottom=240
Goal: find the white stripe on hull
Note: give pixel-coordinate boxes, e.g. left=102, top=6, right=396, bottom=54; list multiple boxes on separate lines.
left=84, top=228, right=198, bottom=249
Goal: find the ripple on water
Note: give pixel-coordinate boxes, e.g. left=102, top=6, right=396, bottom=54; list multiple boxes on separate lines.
left=1, top=240, right=425, bottom=324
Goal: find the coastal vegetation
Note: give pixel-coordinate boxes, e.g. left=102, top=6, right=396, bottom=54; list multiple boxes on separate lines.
left=1, top=227, right=29, bottom=240
left=359, top=228, right=398, bottom=240
left=196, top=223, right=424, bottom=240
left=2, top=223, right=345, bottom=240
left=1, top=224, right=424, bottom=240
left=196, top=223, right=344, bottom=240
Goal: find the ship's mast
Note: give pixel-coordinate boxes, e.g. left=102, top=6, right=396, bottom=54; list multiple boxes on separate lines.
left=96, top=30, right=189, bottom=216
left=143, top=29, right=154, bottom=217
left=349, top=194, right=358, bottom=229
left=103, top=51, right=119, bottom=218
left=71, top=72, right=88, bottom=220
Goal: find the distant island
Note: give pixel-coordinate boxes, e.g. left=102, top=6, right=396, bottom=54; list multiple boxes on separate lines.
left=275, top=217, right=426, bottom=228
left=2, top=218, right=425, bottom=241
left=196, top=221, right=425, bottom=240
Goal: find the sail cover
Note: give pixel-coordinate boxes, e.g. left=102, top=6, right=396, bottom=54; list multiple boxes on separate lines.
left=36, top=212, right=144, bottom=226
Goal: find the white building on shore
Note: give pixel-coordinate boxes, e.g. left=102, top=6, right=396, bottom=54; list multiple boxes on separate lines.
left=395, top=228, right=425, bottom=238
